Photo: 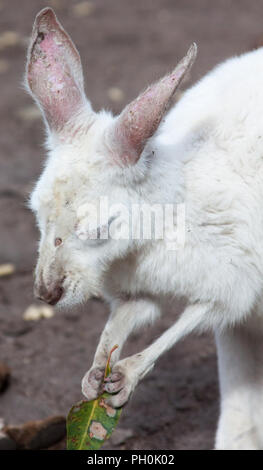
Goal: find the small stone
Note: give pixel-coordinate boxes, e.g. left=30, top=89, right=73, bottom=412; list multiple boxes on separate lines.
left=0, top=31, right=20, bottom=51
left=23, top=304, right=54, bottom=321
left=73, top=2, right=94, bottom=17
left=0, top=263, right=15, bottom=277
left=107, top=87, right=125, bottom=103
left=48, top=0, right=64, bottom=9
left=0, top=362, right=11, bottom=393
left=4, top=415, right=66, bottom=450
left=15, top=105, right=42, bottom=122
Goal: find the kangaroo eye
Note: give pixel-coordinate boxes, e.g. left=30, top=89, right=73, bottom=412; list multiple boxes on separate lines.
left=55, top=237, right=62, bottom=247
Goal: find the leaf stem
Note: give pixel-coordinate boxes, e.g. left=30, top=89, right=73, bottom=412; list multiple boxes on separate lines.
left=104, top=344, right=119, bottom=380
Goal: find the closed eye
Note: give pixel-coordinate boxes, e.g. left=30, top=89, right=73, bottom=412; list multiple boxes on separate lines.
left=97, top=215, right=118, bottom=239
left=75, top=214, right=119, bottom=244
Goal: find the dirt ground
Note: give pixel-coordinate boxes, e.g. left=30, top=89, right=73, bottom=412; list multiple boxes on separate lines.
left=0, top=0, right=262, bottom=450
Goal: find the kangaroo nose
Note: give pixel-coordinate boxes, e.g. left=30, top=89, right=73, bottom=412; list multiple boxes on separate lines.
left=35, top=282, right=64, bottom=305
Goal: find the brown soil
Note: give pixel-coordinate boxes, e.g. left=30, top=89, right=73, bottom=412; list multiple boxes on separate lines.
left=0, top=0, right=261, bottom=450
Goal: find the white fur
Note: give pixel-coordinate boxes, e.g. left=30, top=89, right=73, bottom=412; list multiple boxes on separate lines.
left=28, top=21, right=263, bottom=449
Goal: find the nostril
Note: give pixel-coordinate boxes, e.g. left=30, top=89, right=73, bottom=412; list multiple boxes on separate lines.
left=47, top=286, right=64, bottom=305
left=34, top=281, right=64, bottom=305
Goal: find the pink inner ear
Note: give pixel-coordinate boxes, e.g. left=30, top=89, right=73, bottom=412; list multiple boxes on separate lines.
left=121, top=78, right=174, bottom=155
left=112, top=77, right=177, bottom=166
left=115, top=73, right=190, bottom=165
left=27, top=9, right=85, bottom=131
left=112, top=43, right=197, bottom=166
left=31, top=32, right=75, bottom=93
left=28, top=31, right=82, bottom=130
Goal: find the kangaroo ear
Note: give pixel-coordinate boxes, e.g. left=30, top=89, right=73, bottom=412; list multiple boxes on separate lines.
left=26, top=8, right=90, bottom=132
left=110, top=43, right=197, bottom=166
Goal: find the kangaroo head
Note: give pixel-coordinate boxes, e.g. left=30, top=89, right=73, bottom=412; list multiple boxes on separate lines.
left=26, top=8, right=196, bottom=306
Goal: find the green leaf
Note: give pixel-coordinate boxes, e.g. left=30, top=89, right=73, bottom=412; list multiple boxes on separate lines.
left=67, top=394, right=122, bottom=450
left=66, top=345, right=122, bottom=450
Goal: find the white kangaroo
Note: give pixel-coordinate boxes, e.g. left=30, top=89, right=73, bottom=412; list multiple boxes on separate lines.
left=26, top=8, right=263, bottom=449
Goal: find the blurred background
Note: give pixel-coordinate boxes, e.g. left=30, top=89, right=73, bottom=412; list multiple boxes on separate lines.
left=0, top=0, right=262, bottom=450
